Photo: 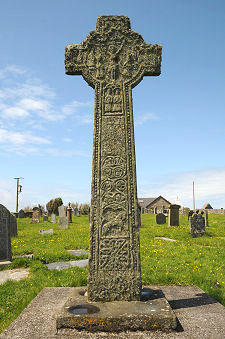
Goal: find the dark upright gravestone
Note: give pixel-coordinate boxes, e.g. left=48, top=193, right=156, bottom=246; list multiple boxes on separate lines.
left=43, top=215, right=48, bottom=222
left=190, top=212, right=205, bottom=237
left=18, top=209, right=25, bottom=218
left=156, top=213, right=166, bottom=224
left=65, top=15, right=162, bottom=301
left=0, top=204, right=12, bottom=262
left=10, top=213, right=17, bottom=237
left=168, top=204, right=180, bottom=226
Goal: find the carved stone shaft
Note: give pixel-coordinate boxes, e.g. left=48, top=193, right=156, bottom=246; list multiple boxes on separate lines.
left=65, top=15, right=162, bottom=301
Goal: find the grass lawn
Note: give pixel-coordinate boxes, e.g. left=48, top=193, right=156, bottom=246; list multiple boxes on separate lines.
left=0, top=213, right=224, bottom=333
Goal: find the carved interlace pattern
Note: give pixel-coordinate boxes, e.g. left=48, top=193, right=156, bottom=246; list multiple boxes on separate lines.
left=65, top=15, right=162, bottom=301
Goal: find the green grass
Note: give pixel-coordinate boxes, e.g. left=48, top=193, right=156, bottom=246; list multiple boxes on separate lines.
left=0, top=214, right=224, bottom=333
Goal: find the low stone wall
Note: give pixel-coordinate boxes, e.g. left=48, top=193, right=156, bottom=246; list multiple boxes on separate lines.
left=204, top=209, right=225, bottom=215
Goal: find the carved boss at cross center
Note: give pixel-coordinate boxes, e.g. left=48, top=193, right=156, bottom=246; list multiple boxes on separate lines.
left=65, top=15, right=162, bottom=302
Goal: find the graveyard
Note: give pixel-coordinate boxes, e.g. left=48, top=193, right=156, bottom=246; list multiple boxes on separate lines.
left=0, top=213, right=225, bottom=334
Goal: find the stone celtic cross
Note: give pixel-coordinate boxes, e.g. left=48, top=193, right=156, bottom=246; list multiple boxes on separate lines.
left=65, top=15, right=162, bottom=301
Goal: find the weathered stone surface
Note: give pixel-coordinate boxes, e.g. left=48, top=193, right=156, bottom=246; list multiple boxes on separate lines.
left=156, top=213, right=166, bottom=224
left=190, top=213, right=205, bottom=237
left=58, top=205, right=68, bottom=229
left=168, top=205, right=180, bottom=227
left=65, top=15, right=162, bottom=302
left=39, top=229, right=54, bottom=235
left=46, top=259, right=88, bottom=271
left=0, top=268, right=29, bottom=285
left=10, top=213, right=17, bottom=237
left=30, top=210, right=40, bottom=224
left=56, top=287, right=177, bottom=332
left=0, top=204, right=12, bottom=262
left=51, top=213, right=56, bottom=223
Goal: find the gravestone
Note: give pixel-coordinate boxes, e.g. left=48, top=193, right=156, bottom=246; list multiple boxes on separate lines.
left=10, top=213, right=18, bottom=237
left=18, top=209, right=25, bottom=218
left=190, top=212, right=205, bottom=237
left=204, top=209, right=208, bottom=227
left=156, top=213, right=166, bottom=224
left=67, top=203, right=73, bottom=223
left=0, top=204, right=12, bottom=262
left=58, top=205, right=68, bottom=229
left=43, top=215, right=48, bottom=222
left=65, top=15, right=162, bottom=301
left=188, top=210, right=194, bottom=220
left=168, top=204, right=180, bottom=226
left=51, top=213, right=56, bottom=224
left=30, top=210, right=40, bottom=224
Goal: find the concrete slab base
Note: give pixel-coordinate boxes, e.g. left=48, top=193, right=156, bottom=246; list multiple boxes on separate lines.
left=56, top=287, right=177, bottom=332
left=1, top=285, right=225, bottom=338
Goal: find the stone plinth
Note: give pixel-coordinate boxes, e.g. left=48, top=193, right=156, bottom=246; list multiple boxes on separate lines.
left=56, top=287, right=177, bottom=332
left=168, top=204, right=180, bottom=227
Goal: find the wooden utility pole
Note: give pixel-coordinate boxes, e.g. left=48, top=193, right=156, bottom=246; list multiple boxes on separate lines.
left=193, top=181, right=195, bottom=211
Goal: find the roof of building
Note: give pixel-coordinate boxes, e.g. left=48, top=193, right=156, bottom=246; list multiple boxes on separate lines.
left=138, top=197, right=157, bottom=209
left=138, top=196, right=171, bottom=209
left=202, top=203, right=213, bottom=209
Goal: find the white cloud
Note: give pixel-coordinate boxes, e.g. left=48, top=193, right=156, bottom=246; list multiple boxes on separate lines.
left=135, top=112, right=160, bottom=125
left=62, top=100, right=93, bottom=124
left=0, top=128, right=51, bottom=145
left=45, top=147, right=89, bottom=157
left=0, top=65, right=27, bottom=80
left=138, top=168, right=225, bottom=208
left=63, top=138, right=72, bottom=143
left=2, top=106, right=29, bottom=118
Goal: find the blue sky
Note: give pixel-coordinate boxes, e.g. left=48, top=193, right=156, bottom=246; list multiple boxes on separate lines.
left=1, top=0, right=225, bottom=211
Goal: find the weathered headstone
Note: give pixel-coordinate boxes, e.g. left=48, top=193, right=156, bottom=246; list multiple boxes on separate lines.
left=65, top=15, right=162, bottom=301
left=58, top=205, right=68, bottom=229
left=0, top=204, right=12, bottom=262
left=30, top=210, right=40, bottom=224
left=67, top=202, right=73, bottom=223
left=51, top=213, right=56, bottom=224
left=18, top=209, right=25, bottom=218
left=190, top=212, right=205, bottom=237
left=10, top=213, right=18, bottom=237
left=204, top=209, right=208, bottom=227
left=156, top=213, right=166, bottom=224
left=168, top=204, right=180, bottom=226
left=43, top=215, right=48, bottom=222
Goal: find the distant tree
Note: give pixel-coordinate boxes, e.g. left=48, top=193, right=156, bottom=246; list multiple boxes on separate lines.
left=46, top=197, right=63, bottom=215
left=23, top=205, right=33, bottom=212
left=79, top=203, right=90, bottom=215
left=71, top=202, right=79, bottom=210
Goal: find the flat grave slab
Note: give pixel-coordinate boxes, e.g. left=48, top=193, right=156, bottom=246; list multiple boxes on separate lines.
left=46, top=259, right=88, bottom=271
left=67, top=250, right=88, bottom=256
left=1, top=285, right=225, bottom=338
left=0, top=268, right=29, bottom=285
left=155, top=237, right=177, bottom=242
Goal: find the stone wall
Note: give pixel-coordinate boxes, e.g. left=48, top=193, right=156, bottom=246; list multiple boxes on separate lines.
left=202, top=209, right=225, bottom=215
